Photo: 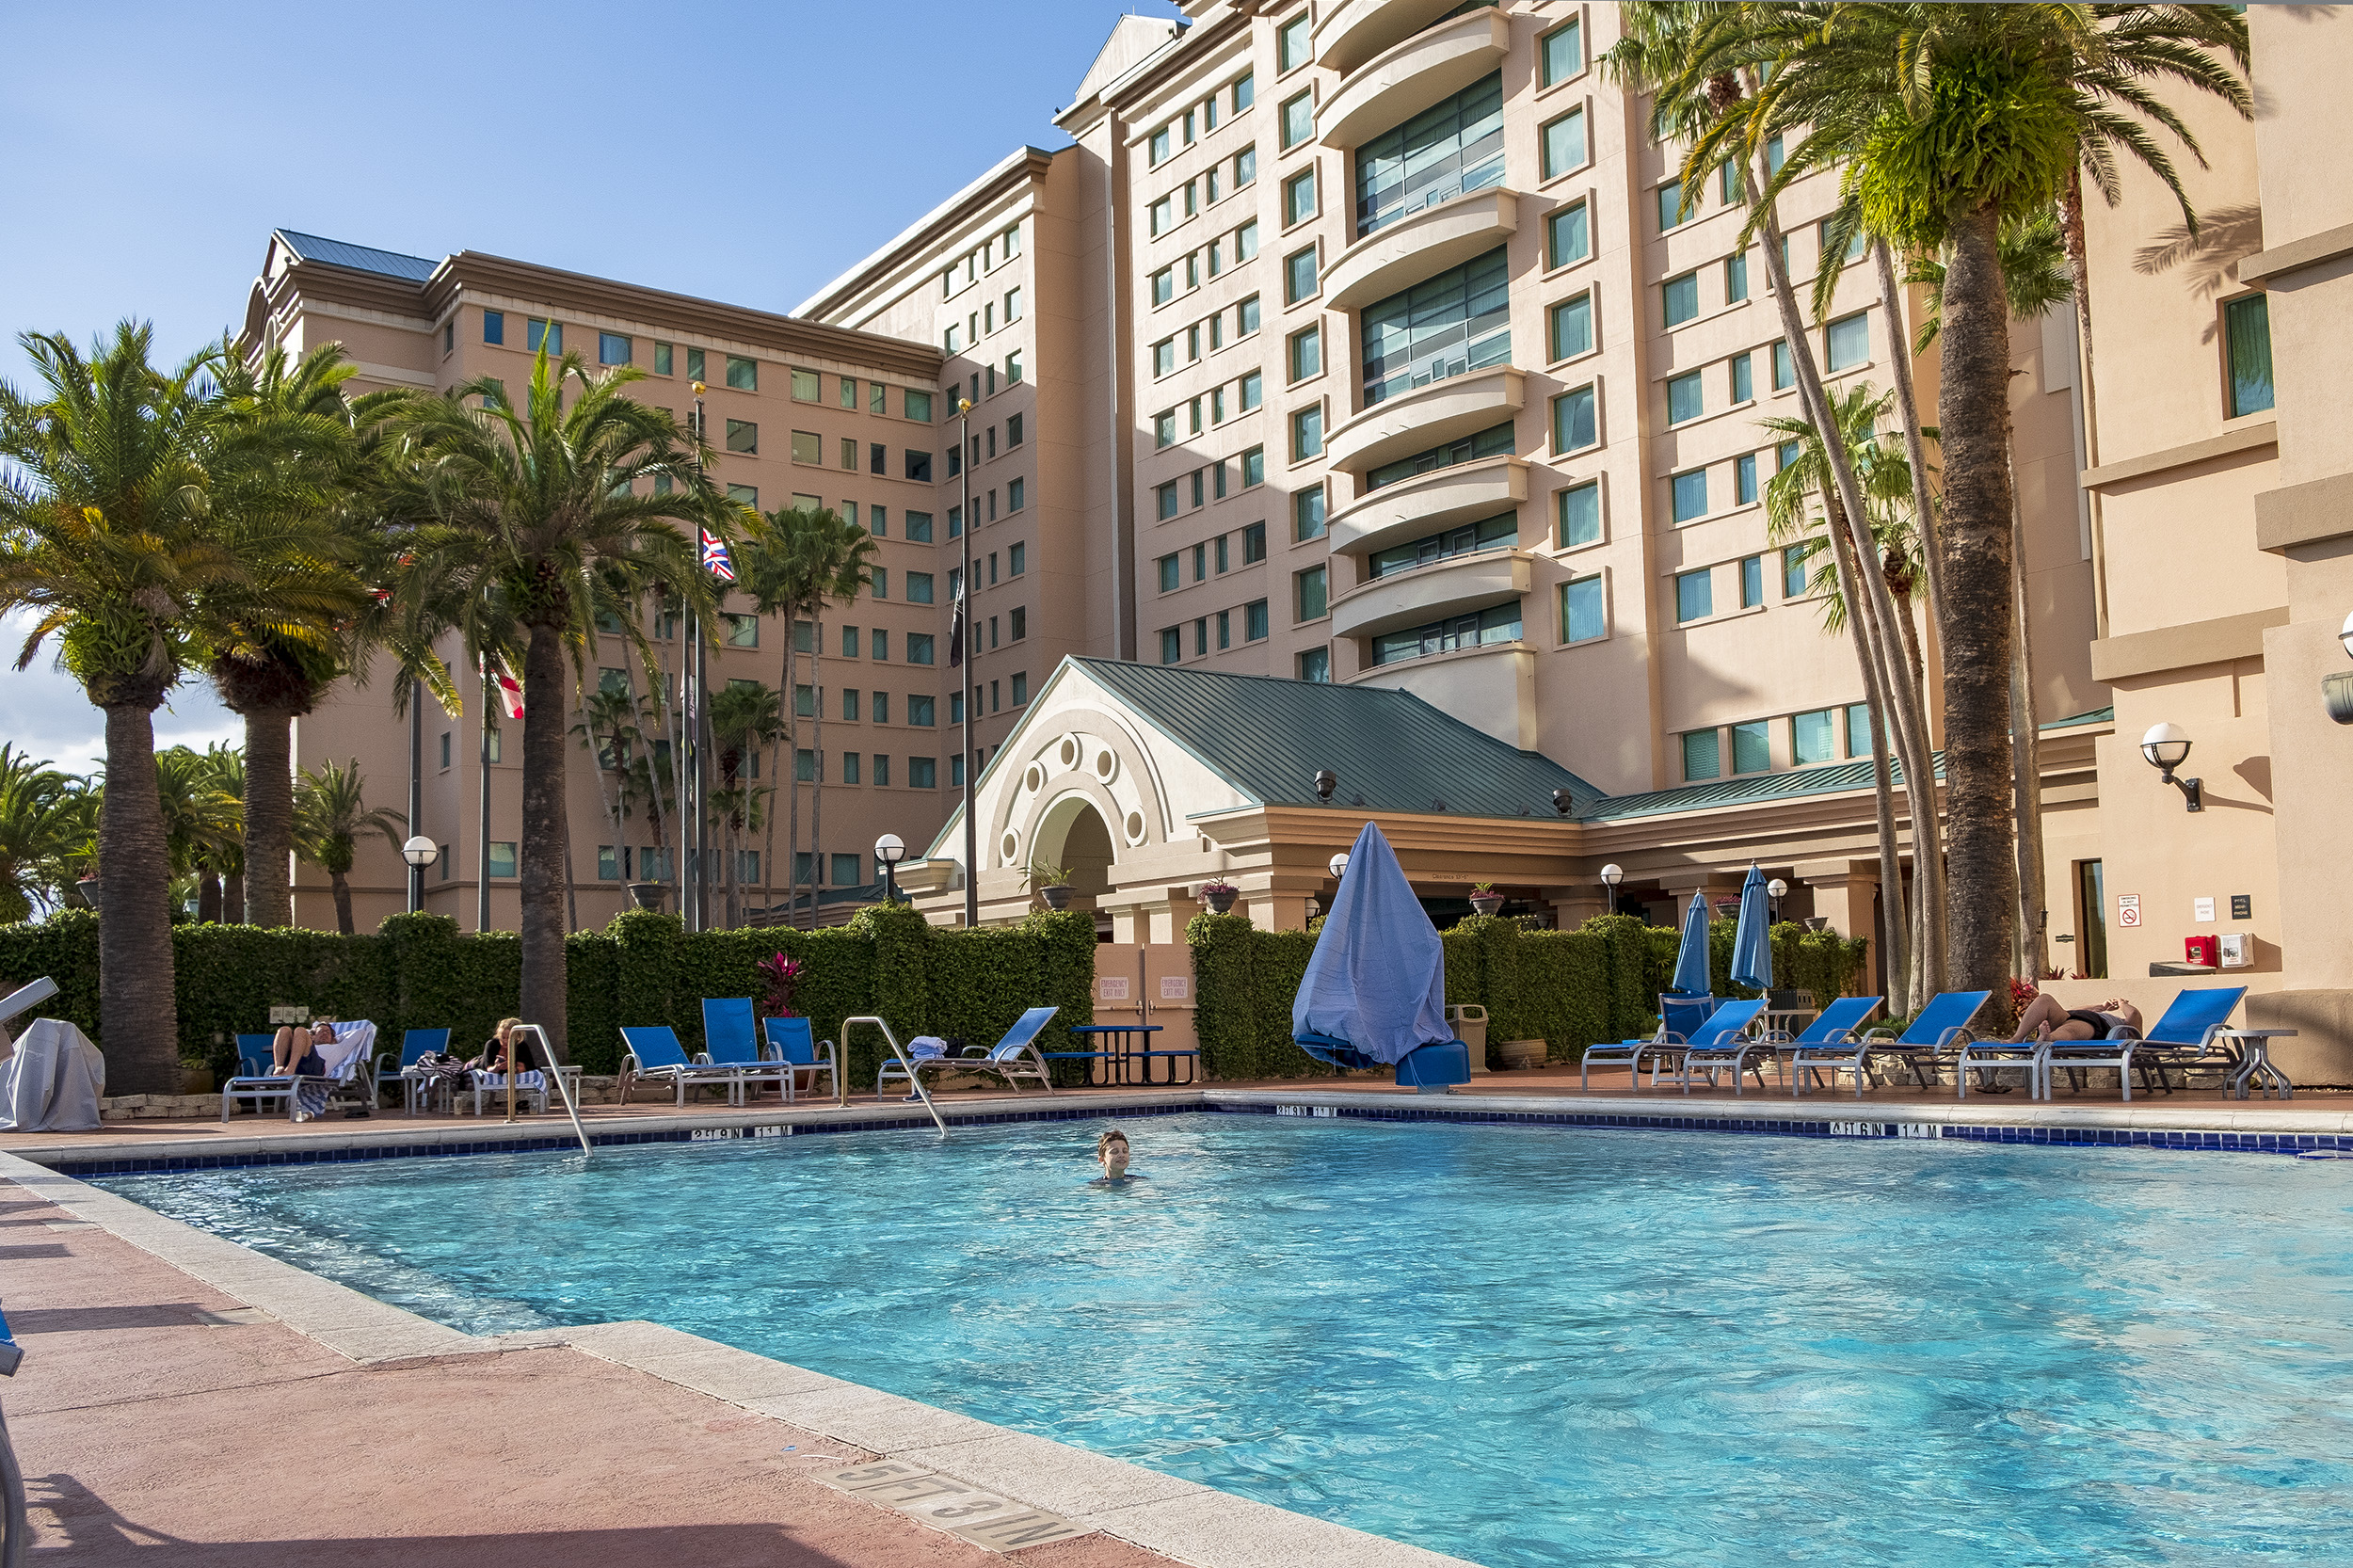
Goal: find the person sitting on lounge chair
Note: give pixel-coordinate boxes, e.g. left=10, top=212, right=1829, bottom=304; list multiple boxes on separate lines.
left=2009, top=994, right=2142, bottom=1044
left=1095, top=1128, right=1133, bottom=1181
left=471, top=1017, right=535, bottom=1074
left=271, top=1017, right=338, bottom=1074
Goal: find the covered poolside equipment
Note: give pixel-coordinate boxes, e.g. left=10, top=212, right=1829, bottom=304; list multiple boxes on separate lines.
left=1291, top=822, right=1470, bottom=1092
left=1670, top=892, right=1713, bottom=998
left=1729, top=864, right=1772, bottom=992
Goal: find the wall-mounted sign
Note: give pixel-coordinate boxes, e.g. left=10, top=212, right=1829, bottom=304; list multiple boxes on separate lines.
left=2117, top=894, right=2141, bottom=928
left=2231, top=894, right=2252, bottom=920
left=2193, top=897, right=2216, bottom=922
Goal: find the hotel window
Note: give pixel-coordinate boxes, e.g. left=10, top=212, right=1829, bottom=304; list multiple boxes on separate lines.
left=1663, top=272, right=1700, bottom=328
left=1558, top=481, right=1600, bottom=548
left=1731, top=720, right=1771, bottom=776
left=1157, top=481, right=1179, bottom=520
left=1284, top=168, right=1318, bottom=226
left=1657, top=184, right=1689, bottom=232
left=1356, top=74, right=1502, bottom=237
left=1739, top=553, right=1764, bottom=608
left=599, top=332, right=631, bottom=366
left=1155, top=409, right=1176, bottom=448
left=1825, top=312, right=1871, bottom=373
left=906, top=570, right=935, bottom=605
left=1735, top=452, right=1759, bottom=505
left=1159, top=552, right=1180, bottom=593
left=1369, top=420, right=1514, bottom=491
left=1732, top=352, right=1754, bottom=405
left=1277, top=11, right=1311, bottom=71
left=2225, top=295, right=2274, bottom=416
left=1151, top=266, right=1175, bottom=307
left=1215, top=612, right=1229, bottom=649
left=1541, top=106, right=1587, bottom=181
left=1674, top=568, right=1713, bottom=623
left=727, top=356, right=758, bottom=392
left=1847, top=702, right=1874, bottom=758
left=1766, top=135, right=1785, bottom=174
left=907, top=632, right=935, bottom=665
left=1005, top=349, right=1023, bottom=384
left=909, top=695, right=936, bottom=727
left=1011, top=607, right=1026, bottom=641
left=1784, top=544, right=1813, bottom=598
left=727, top=484, right=759, bottom=506
left=1547, top=293, right=1593, bottom=361
left=686, top=347, right=706, bottom=381
left=1819, top=218, right=1866, bottom=266
left=842, top=688, right=861, bottom=723
left=1299, top=647, right=1331, bottom=682
left=1291, top=405, right=1323, bottom=460
left=902, top=510, right=933, bottom=543
left=1369, top=513, right=1513, bottom=580
left=1004, top=287, right=1021, bottom=323
left=905, top=388, right=933, bottom=422
left=526, top=318, right=561, bottom=353
left=1194, top=618, right=1209, bottom=656
left=1294, top=487, right=1325, bottom=541
left=1280, top=90, right=1315, bottom=151
left=724, top=614, right=759, bottom=648
left=597, top=846, right=629, bottom=882
left=1149, top=124, right=1172, bottom=166
left=1193, top=542, right=1207, bottom=582
left=1234, top=72, right=1255, bottom=112
left=1296, top=564, right=1328, bottom=621
left=1242, top=446, right=1266, bottom=487
left=1245, top=599, right=1270, bottom=641
left=488, top=841, right=518, bottom=879
left=1008, top=478, right=1025, bottom=512
left=1153, top=338, right=1176, bottom=377
left=1160, top=628, right=1182, bottom=664
left=1242, top=520, right=1266, bottom=562
left=873, top=629, right=889, bottom=660
left=1541, top=16, right=1583, bottom=84
left=1792, top=707, right=1839, bottom=766
left=841, top=625, right=860, bottom=658
left=841, top=437, right=858, bottom=469
left=1551, top=385, right=1597, bottom=454
left=1288, top=325, right=1320, bottom=382
left=1672, top=468, right=1709, bottom=523
left=483, top=310, right=504, bottom=344
left=1150, top=195, right=1174, bottom=237
left=1547, top=200, right=1591, bottom=268
left=1370, top=602, right=1520, bottom=665
left=1235, top=145, right=1257, bottom=187
left=1007, top=413, right=1023, bottom=447
left=727, top=419, right=759, bottom=455
left=1682, top=729, right=1721, bottom=782
left=1725, top=252, right=1750, bottom=303
left=909, top=758, right=936, bottom=790
left=839, top=376, right=856, bottom=408
left=1362, top=248, right=1507, bottom=405
left=790, top=430, right=819, bottom=464
left=1562, top=574, right=1605, bottom=643
left=1239, top=294, right=1261, bottom=334
left=872, top=692, right=890, bottom=724
left=1667, top=372, right=1703, bottom=425
left=1770, top=340, right=1795, bottom=391
left=1285, top=245, right=1319, bottom=306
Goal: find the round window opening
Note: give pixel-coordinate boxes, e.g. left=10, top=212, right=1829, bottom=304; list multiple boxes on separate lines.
left=1093, top=749, right=1118, bottom=783
left=1058, top=736, right=1080, bottom=769
left=1023, top=763, right=1045, bottom=793
left=1124, top=810, right=1146, bottom=844
left=1000, top=830, right=1020, bottom=865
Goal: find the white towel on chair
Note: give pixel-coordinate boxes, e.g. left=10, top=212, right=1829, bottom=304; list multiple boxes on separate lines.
left=909, top=1036, right=948, bottom=1059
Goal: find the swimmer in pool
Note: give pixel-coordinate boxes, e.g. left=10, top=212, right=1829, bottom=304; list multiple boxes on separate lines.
left=1095, top=1128, right=1133, bottom=1180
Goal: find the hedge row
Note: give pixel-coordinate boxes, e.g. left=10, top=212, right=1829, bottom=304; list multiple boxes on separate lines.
left=0, top=904, right=1096, bottom=1090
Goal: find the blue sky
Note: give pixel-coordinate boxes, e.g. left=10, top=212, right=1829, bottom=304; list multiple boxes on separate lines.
left=0, top=0, right=1181, bottom=774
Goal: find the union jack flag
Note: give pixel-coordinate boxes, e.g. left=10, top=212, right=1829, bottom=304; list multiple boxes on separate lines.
left=699, top=527, right=736, bottom=583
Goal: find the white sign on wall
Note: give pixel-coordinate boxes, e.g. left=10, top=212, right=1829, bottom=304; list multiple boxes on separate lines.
left=2116, top=894, right=2141, bottom=929
left=2193, top=897, right=2216, bottom=922
left=1098, top=977, right=1130, bottom=1000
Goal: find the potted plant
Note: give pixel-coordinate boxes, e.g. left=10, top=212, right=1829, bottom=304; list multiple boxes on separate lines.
left=1028, top=860, right=1074, bottom=910
left=627, top=881, right=666, bottom=912
left=1199, top=878, right=1239, bottom=915
left=1469, top=882, right=1505, bottom=918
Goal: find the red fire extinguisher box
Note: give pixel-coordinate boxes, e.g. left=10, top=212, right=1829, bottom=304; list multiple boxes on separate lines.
left=2185, top=935, right=2220, bottom=968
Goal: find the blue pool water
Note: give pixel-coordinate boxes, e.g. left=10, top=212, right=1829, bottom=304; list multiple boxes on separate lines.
left=102, top=1115, right=2353, bottom=1566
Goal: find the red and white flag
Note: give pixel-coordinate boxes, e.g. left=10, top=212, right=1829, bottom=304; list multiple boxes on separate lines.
left=479, top=657, right=524, bottom=719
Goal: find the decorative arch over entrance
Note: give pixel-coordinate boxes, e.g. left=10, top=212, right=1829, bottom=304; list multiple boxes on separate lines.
left=1032, top=792, right=1116, bottom=907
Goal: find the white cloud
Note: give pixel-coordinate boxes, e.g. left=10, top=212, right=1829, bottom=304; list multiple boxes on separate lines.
left=0, top=611, right=242, bottom=776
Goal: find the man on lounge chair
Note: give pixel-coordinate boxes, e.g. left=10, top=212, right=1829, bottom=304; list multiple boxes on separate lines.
left=2009, top=995, right=2142, bottom=1045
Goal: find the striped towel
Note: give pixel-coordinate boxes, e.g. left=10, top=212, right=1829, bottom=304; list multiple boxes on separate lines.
left=472, top=1070, right=548, bottom=1091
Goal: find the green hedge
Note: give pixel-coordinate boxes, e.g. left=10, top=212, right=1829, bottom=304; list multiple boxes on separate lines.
left=0, top=904, right=1095, bottom=1088
left=1184, top=911, right=1868, bottom=1076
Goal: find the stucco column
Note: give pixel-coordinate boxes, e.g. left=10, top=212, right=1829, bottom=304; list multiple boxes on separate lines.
left=1796, top=860, right=1881, bottom=995
left=1657, top=872, right=1740, bottom=929
left=1544, top=886, right=1608, bottom=930
left=1244, top=889, right=1312, bottom=933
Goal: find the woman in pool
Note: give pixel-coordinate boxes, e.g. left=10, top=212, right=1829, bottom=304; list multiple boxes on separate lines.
left=1096, top=1128, right=1133, bottom=1180
left=2008, top=994, right=2142, bottom=1044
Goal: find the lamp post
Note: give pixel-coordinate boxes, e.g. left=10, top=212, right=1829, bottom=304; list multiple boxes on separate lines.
left=402, top=837, right=439, bottom=899
left=958, top=396, right=977, bottom=930
left=687, top=379, right=710, bottom=933
left=1767, top=876, right=1787, bottom=923
left=1600, top=862, right=1623, bottom=915
left=407, top=677, right=424, bottom=913
left=1328, top=852, right=1350, bottom=881
left=875, top=833, right=906, bottom=904
left=2139, top=722, right=2202, bottom=812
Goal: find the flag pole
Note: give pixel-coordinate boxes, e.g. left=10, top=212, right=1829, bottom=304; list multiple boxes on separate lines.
left=957, top=395, right=977, bottom=930
left=477, top=663, right=492, bottom=934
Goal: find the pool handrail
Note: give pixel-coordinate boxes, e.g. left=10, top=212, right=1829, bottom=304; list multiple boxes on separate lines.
left=506, top=1025, right=590, bottom=1156
left=840, top=1016, right=945, bottom=1131
left=878, top=1007, right=1060, bottom=1100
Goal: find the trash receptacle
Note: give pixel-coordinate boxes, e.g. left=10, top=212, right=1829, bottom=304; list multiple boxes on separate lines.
left=1447, top=1004, right=1491, bottom=1074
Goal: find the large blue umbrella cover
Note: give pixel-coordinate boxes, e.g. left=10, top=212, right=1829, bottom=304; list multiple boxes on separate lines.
left=1291, top=822, right=1453, bottom=1065
left=1730, top=863, right=1774, bottom=992
left=1670, top=890, right=1714, bottom=997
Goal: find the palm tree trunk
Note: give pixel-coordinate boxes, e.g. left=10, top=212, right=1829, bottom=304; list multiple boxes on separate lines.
left=810, top=613, right=825, bottom=925
left=1933, top=205, right=2025, bottom=1028
left=1828, top=509, right=1912, bottom=1013
left=517, top=622, right=571, bottom=1062
left=222, top=869, right=245, bottom=924
left=330, top=870, right=355, bottom=935
left=243, top=711, right=297, bottom=927
left=1754, top=184, right=1950, bottom=997
left=1874, top=240, right=1947, bottom=632
left=2011, top=508, right=2048, bottom=980
left=1891, top=586, right=1928, bottom=700
left=197, top=872, right=222, bottom=924
left=784, top=616, right=801, bottom=924
left=583, top=691, right=625, bottom=920
left=98, top=697, right=179, bottom=1095
left=563, top=831, right=579, bottom=935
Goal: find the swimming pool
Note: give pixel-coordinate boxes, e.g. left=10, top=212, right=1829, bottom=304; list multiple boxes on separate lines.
left=101, top=1113, right=2353, bottom=1566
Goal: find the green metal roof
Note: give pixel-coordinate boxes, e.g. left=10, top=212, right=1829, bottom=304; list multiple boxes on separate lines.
left=277, top=229, right=440, bottom=282
left=2040, top=706, right=2113, bottom=730
left=1071, top=658, right=1608, bottom=819
left=1580, top=753, right=1942, bottom=822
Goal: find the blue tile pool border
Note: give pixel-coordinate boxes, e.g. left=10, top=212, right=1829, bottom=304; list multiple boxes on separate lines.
left=45, top=1091, right=2353, bottom=1177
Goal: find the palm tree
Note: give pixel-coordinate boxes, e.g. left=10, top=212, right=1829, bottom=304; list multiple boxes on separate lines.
left=1691, top=1, right=2249, bottom=1017
left=0, top=745, right=88, bottom=923
left=712, top=679, right=786, bottom=927
left=194, top=742, right=248, bottom=923
left=152, top=745, right=242, bottom=922
left=0, top=323, right=237, bottom=1092
left=378, top=344, right=720, bottom=1057
left=295, top=758, right=405, bottom=935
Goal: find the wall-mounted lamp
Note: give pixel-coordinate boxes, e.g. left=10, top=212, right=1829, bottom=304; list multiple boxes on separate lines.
left=1314, top=769, right=1337, bottom=803
left=1767, top=876, right=1787, bottom=921
left=1328, top=852, right=1350, bottom=880
left=1599, top=862, right=1623, bottom=914
left=2328, top=610, right=2353, bottom=725
left=1551, top=787, right=1576, bottom=818
left=2139, top=723, right=2202, bottom=812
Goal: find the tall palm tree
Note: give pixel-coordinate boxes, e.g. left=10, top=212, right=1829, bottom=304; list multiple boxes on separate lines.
left=154, top=745, right=242, bottom=909
left=195, top=742, right=248, bottom=923
left=0, top=323, right=235, bottom=1093
left=378, top=344, right=719, bottom=1056
left=295, top=758, right=406, bottom=935
left=1699, top=1, right=2249, bottom=1018
left=712, top=679, right=786, bottom=927
left=0, top=745, right=88, bottom=924
left=799, top=512, right=876, bottom=923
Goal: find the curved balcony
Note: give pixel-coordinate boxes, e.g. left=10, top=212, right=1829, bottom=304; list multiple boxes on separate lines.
left=1319, top=8, right=1509, bottom=152
left=1324, top=365, right=1524, bottom=478
left=1312, top=0, right=1478, bottom=77
left=1323, top=187, right=1518, bottom=312
left=1329, top=455, right=1525, bottom=558
left=1347, top=638, right=1537, bottom=750
left=1332, top=549, right=1530, bottom=641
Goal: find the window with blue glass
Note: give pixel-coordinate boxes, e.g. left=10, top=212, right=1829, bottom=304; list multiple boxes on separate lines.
left=1370, top=601, right=1522, bottom=666
left=1735, top=452, right=1758, bottom=504
left=1355, top=73, right=1504, bottom=236
left=1361, top=247, right=1509, bottom=405
left=2225, top=294, right=2274, bottom=416
left=1682, top=729, right=1721, bottom=781
left=1792, top=707, right=1838, bottom=766
left=483, top=310, right=504, bottom=344
left=1672, top=468, right=1709, bottom=522
left=1657, top=184, right=1689, bottom=232
left=1561, top=574, right=1604, bottom=643
left=1547, top=200, right=1590, bottom=269
left=1662, top=272, right=1700, bottom=327
left=1541, top=16, right=1582, bottom=84
left=1783, top=544, right=1813, bottom=597
left=1739, top=554, right=1764, bottom=608
left=1550, top=386, right=1596, bottom=455
left=1667, top=372, right=1703, bottom=424
left=1369, top=420, right=1515, bottom=489
left=599, top=332, right=631, bottom=366
left=1541, top=107, right=1586, bottom=180
left=1732, top=352, right=1753, bottom=404
left=1558, top=480, right=1600, bottom=548
left=1674, top=568, right=1712, bottom=623
left=1547, top=292, right=1592, bottom=361
left=1369, top=513, right=1516, bottom=579
left=1725, top=251, right=1749, bottom=303
left=1731, top=720, right=1771, bottom=775
left=1826, top=312, right=1871, bottom=372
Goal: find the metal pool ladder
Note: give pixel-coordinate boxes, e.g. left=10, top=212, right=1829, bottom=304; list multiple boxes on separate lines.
left=839, top=1016, right=947, bottom=1133
left=509, top=1025, right=592, bottom=1158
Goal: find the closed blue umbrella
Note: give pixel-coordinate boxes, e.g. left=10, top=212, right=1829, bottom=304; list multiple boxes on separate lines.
left=1670, top=890, right=1713, bottom=997
left=1730, top=863, right=1773, bottom=992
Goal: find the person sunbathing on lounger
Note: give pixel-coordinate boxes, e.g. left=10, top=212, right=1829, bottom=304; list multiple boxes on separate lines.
left=270, top=1017, right=338, bottom=1074
left=2009, top=995, right=2142, bottom=1045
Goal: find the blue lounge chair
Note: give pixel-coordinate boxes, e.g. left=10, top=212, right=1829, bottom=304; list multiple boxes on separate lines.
left=221, top=1022, right=379, bottom=1121
left=1688, top=995, right=1882, bottom=1096
left=221, top=1034, right=290, bottom=1118
left=879, top=1006, right=1060, bottom=1097
left=2036, top=986, right=2249, bottom=1101
left=616, top=1025, right=742, bottom=1106
left=376, top=1027, right=451, bottom=1113
left=1578, top=994, right=1716, bottom=1091
left=702, top=998, right=792, bottom=1105
left=762, top=1016, right=840, bottom=1102
left=1792, top=990, right=1991, bottom=1096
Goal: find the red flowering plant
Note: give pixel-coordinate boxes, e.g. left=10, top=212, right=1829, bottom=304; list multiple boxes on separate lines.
left=757, top=952, right=806, bottom=1019
left=2008, top=977, right=2040, bottom=1014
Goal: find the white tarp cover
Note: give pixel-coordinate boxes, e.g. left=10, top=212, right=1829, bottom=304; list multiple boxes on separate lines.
left=0, top=1017, right=106, bottom=1132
